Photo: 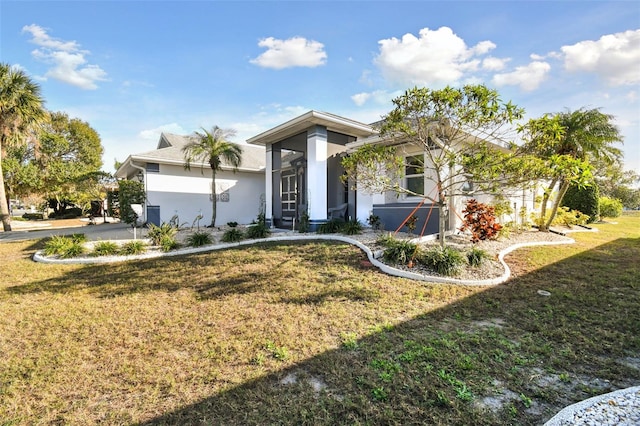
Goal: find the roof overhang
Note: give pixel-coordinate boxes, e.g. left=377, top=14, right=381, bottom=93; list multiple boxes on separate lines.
left=247, top=110, right=377, bottom=146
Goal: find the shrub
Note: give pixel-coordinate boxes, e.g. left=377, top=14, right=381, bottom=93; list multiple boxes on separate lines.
left=227, top=221, right=238, bottom=228
left=70, top=233, right=87, bottom=243
left=246, top=222, right=271, bottom=239
left=22, top=213, right=44, bottom=220
left=341, top=219, right=363, bottom=235
left=459, top=199, right=502, bottom=243
left=562, top=183, right=599, bottom=223
left=92, top=241, right=120, bottom=257
left=147, top=222, right=178, bottom=246
left=554, top=206, right=590, bottom=228
left=317, top=219, right=342, bottom=234
left=467, top=247, right=489, bottom=267
left=599, top=197, right=623, bottom=218
left=43, top=235, right=85, bottom=259
left=222, top=228, right=244, bottom=243
left=298, top=210, right=310, bottom=233
left=383, top=238, right=418, bottom=264
left=419, top=246, right=466, bottom=276
left=376, top=233, right=397, bottom=247
left=120, top=240, right=147, bottom=255
left=159, top=235, right=179, bottom=252
left=185, top=231, right=214, bottom=247
left=367, top=214, right=382, bottom=230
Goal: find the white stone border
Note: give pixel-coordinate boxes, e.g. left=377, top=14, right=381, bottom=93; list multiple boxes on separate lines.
left=33, top=234, right=576, bottom=286
left=544, top=386, right=640, bottom=425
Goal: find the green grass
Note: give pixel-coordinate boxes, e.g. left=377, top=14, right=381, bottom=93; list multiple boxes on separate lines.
left=0, top=217, right=638, bottom=424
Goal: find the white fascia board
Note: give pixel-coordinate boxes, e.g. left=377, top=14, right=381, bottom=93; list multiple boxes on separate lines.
left=247, top=110, right=376, bottom=146
left=129, top=155, right=265, bottom=173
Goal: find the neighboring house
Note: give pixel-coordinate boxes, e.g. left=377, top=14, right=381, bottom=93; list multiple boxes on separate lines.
left=248, top=110, right=538, bottom=234
left=115, top=133, right=266, bottom=226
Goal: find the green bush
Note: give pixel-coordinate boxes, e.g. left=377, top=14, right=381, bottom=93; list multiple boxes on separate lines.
left=562, top=183, right=599, bottom=223
left=467, top=247, right=489, bottom=267
left=120, top=240, right=147, bottom=255
left=419, top=246, right=466, bottom=276
left=341, top=219, right=363, bottom=235
left=147, top=223, right=178, bottom=246
left=382, top=238, right=418, bottom=264
left=22, top=213, right=44, bottom=220
left=246, top=222, right=271, bottom=239
left=317, top=219, right=343, bottom=234
left=297, top=211, right=310, bottom=233
left=185, top=231, right=214, bottom=247
left=92, top=241, right=120, bottom=256
left=554, top=207, right=590, bottom=228
left=227, top=221, right=238, bottom=228
left=222, top=228, right=244, bottom=243
left=43, top=235, right=85, bottom=259
left=599, top=197, right=623, bottom=218
left=159, top=235, right=179, bottom=252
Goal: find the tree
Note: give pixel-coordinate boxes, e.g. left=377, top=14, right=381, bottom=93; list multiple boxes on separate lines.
left=342, top=85, right=526, bottom=247
left=0, top=63, right=46, bottom=231
left=37, top=112, right=104, bottom=215
left=520, top=108, right=623, bottom=231
left=182, top=126, right=243, bottom=227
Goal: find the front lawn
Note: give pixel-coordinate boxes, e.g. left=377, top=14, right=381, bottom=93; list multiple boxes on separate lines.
left=0, top=215, right=638, bottom=425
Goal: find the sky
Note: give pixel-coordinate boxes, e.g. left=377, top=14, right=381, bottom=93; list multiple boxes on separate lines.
left=1, top=1, right=639, bottom=175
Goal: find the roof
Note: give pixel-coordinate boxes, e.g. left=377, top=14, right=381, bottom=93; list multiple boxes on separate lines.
left=247, top=110, right=377, bottom=146
left=115, top=133, right=265, bottom=178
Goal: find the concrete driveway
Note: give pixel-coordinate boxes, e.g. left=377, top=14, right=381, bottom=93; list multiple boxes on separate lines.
left=0, top=219, right=147, bottom=243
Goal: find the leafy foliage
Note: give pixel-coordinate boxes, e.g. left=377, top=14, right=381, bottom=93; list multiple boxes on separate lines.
left=419, top=246, right=466, bottom=276
left=297, top=210, right=310, bottom=233
left=467, top=247, right=489, bottom=267
left=341, top=219, right=363, bottom=235
left=92, top=241, right=120, bottom=256
left=185, top=231, right=214, bottom=247
left=316, top=219, right=343, bottom=234
left=380, top=237, right=418, bottom=264
left=367, top=214, right=382, bottom=230
left=459, top=199, right=502, bottom=243
left=562, top=183, right=600, bottom=223
left=246, top=222, right=271, bottom=239
left=221, top=228, right=244, bottom=243
left=43, top=235, right=85, bottom=258
left=119, top=240, right=147, bottom=255
left=599, top=197, right=623, bottom=218
left=147, top=222, right=178, bottom=246
left=118, top=180, right=146, bottom=225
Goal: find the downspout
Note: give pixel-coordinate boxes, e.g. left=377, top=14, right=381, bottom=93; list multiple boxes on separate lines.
left=129, top=161, right=147, bottom=224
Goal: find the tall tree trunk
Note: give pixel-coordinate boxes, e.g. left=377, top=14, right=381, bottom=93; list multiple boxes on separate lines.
left=537, top=176, right=558, bottom=232
left=210, top=168, right=217, bottom=227
left=0, top=149, right=13, bottom=232
left=544, top=177, right=570, bottom=231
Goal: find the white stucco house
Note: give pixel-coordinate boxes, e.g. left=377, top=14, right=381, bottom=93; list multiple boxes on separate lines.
left=115, top=133, right=266, bottom=226
left=248, top=110, right=538, bottom=234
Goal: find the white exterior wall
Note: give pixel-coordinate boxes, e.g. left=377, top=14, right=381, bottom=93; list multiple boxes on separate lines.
left=145, top=163, right=265, bottom=226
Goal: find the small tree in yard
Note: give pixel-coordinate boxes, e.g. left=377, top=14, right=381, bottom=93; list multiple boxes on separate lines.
left=118, top=180, right=145, bottom=225
left=342, top=85, right=530, bottom=247
left=182, top=126, right=242, bottom=227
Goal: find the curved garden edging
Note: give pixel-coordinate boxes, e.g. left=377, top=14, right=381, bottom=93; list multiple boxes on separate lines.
left=32, top=234, right=576, bottom=286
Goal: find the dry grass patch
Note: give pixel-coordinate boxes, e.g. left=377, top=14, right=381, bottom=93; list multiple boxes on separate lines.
left=1, top=216, right=638, bottom=425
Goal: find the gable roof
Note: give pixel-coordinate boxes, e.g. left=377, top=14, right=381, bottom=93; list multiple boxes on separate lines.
left=247, top=110, right=377, bottom=146
left=115, top=133, right=265, bottom=179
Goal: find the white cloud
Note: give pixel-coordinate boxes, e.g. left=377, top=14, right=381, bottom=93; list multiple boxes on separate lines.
left=482, top=56, right=509, bottom=71
left=250, top=36, right=327, bottom=69
left=561, top=29, right=640, bottom=86
left=626, top=90, right=638, bottom=103
left=22, top=24, right=107, bottom=90
left=351, top=90, right=392, bottom=107
left=139, top=123, right=188, bottom=140
left=374, top=26, right=497, bottom=86
left=492, top=61, right=551, bottom=91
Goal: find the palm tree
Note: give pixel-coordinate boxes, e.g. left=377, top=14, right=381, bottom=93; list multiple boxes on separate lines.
left=531, top=108, right=623, bottom=230
left=0, top=63, right=47, bottom=231
left=182, top=126, right=243, bottom=227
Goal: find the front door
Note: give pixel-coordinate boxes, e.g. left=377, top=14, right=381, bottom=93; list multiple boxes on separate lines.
left=281, top=170, right=296, bottom=218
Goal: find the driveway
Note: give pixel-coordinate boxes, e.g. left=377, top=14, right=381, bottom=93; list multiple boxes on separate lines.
left=0, top=218, right=146, bottom=243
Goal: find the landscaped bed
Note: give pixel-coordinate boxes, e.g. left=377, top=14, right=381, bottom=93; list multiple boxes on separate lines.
left=1, top=214, right=638, bottom=424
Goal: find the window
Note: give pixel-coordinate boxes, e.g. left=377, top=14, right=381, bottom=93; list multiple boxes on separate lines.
left=405, top=155, right=424, bottom=196
left=145, top=162, right=160, bottom=173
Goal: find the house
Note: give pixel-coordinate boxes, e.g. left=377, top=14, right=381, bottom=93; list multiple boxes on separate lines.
left=248, top=110, right=537, bottom=234
left=115, top=133, right=266, bottom=226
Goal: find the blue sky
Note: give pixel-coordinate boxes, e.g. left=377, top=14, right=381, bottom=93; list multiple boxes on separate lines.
left=1, top=1, right=639, bottom=174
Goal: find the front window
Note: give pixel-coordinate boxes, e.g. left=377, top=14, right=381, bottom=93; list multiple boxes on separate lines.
left=405, top=155, right=424, bottom=196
